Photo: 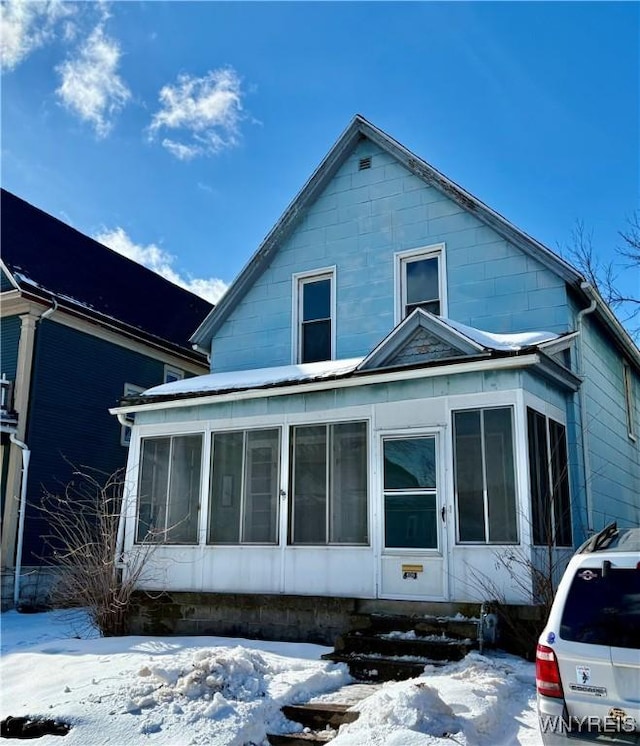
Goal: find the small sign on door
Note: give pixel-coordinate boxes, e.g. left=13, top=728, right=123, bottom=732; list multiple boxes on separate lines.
left=402, top=564, right=423, bottom=580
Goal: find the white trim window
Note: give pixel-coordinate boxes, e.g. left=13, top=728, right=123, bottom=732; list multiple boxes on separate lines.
left=136, top=433, right=203, bottom=544
left=527, top=408, right=572, bottom=547
left=293, top=268, right=335, bottom=363
left=164, top=365, right=184, bottom=384
left=120, top=383, right=145, bottom=447
left=208, top=428, right=281, bottom=544
left=395, top=244, right=446, bottom=323
left=290, top=421, right=368, bottom=544
left=623, top=362, right=636, bottom=441
left=453, top=406, right=518, bottom=544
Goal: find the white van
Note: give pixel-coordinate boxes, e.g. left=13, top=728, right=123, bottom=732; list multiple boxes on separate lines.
left=536, top=524, right=640, bottom=745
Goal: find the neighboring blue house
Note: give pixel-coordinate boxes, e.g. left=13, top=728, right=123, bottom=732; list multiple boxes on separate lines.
left=112, top=116, right=639, bottom=638
left=0, top=189, right=213, bottom=608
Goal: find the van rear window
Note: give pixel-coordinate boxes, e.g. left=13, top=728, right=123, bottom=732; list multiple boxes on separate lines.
left=560, top=567, right=640, bottom=649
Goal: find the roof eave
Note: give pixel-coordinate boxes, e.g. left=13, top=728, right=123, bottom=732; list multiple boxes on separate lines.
left=13, top=283, right=208, bottom=366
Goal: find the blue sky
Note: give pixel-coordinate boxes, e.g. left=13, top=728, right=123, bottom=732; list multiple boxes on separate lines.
left=2, top=1, right=638, bottom=307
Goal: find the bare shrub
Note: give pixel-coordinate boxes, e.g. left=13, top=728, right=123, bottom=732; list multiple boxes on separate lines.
left=39, top=467, right=154, bottom=637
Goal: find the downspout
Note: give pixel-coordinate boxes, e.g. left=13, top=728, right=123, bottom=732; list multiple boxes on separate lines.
left=10, top=433, right=30, bottom=608
left=114, top=412, right=132, bottom=565
left=575, top=281, right=597, bottom=533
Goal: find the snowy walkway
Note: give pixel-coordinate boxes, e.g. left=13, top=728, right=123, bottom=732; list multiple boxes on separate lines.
left=0, top=609, right=542, bottom=745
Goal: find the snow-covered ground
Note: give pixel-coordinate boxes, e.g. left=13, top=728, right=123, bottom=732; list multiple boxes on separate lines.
left=0, top=610, right=542, bottom=745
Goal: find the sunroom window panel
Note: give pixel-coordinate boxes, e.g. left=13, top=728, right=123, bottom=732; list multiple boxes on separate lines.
left=291, top=422, right=368, bottom=545
left=528, top=409, right=550, bottom=545
left=453, top=411, right=486, bottom=542
left=209, top=429, right=280, bottom=544
left=527, top=409, right=572, bottom=548
left=550, top=420, right=572, bottom=547
left=292, top=426, right=327, bottom=543
left=329, top=422, right=368, bottom=543
left=484, top=408, right=517, bottom=543
left=137, top=438, right=170, bottom=542
left=209, top=432, right=244, bottom=543
left=166, top=435, right=202, bottom=543
left=136, top=435, right=202, bottom=544
left=243, top=429, right=280, bottom=543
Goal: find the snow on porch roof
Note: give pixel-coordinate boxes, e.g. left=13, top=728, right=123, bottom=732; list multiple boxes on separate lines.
left=142, top=358, right=365, bottom=398
left=140, top=320, right=561, bottom=400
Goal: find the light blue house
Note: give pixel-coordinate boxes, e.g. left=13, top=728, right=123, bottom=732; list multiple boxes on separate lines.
left=113, top=116, right=639, bottom=637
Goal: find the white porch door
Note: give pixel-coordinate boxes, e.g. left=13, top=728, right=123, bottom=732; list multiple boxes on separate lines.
left=379, top=432, right=449, bottom=600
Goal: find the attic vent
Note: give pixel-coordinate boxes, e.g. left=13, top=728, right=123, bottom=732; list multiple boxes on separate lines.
left=358, top=156, right=372, bottom=171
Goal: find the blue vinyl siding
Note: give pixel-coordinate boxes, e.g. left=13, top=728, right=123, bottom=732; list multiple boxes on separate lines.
left=579, top=315, right=640, bottom=531
left=1, top=269, right=16, bottom=292
left=1, top=315, right=21, bottom=381
left=20, top=320, right=170, bottom=564
left=211, top=139, right=569, bottom=373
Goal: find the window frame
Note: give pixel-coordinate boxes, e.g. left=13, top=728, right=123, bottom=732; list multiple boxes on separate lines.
left=452, top=405, right=519, bottom=545
left=291, top=267, right=336, bottom=364
left=164, top=365, right=184, bottom=384
left=135, top=432, right=204, bottom=545
left=207, top=426, right=282, bottom=545
left=120, top=383, right=145, bottom=447
left=289, top=420, right=369, bottom=546
left=394, top=243, right=447, bottom=324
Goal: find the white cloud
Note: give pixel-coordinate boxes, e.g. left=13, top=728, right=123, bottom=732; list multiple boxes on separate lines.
left=95, top=227, right=228, bottom=304
left=0, top=0, right=72, bottom=71
left=149, top=67, right=243, bottom=159
left=56, top=24, right=130, bottom=137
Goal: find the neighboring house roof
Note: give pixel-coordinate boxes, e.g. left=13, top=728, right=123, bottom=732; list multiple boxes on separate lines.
left=189, top=115, right=639, bottom=371
left=1, top=189, right=213, bottom=356
left=114, top=314, right=580, bottom=411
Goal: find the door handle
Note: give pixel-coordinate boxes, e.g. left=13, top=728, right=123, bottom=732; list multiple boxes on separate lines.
left=441, top=506, right=446, bottom=522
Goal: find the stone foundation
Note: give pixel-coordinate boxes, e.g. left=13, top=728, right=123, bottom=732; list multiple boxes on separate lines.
left=1, top=567, right=59, bottom=611
left=127, top=592, right=358, bottom=645
left=127, top=592, right=547, bottom=656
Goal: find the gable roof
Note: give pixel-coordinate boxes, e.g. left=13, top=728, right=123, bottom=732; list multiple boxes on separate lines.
left=191, top=114, right=586, bottom=350
left=357, top=308, right=566, bottom=370
left=1, top=189, right=213, bottom=356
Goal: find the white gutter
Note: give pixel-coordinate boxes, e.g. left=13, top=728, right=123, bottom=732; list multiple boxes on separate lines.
left=111, top=353, right=542, bottom=417
left=576, top=281, right=598, bottom=533
left=10, top=433, right=31, bottom=608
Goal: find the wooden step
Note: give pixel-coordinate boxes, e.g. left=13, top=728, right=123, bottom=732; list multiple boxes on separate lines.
left=281, top=703, right=359, bottom=730
left=267, top=732, right=336, bottom=745
left=334, top=632, right=475, bottom=661
left=323, top=652, right=441, bottom=682
left=349, top=613, right=480, bottom=641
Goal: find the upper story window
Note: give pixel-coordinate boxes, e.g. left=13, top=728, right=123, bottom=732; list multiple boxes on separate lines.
left=164, top=365, right=184, bottom=384
left=395, top=244, right=446, bottom=323
left=120, top=383, right=145, bottom=447
left=293, top=268, right=335, bottom=364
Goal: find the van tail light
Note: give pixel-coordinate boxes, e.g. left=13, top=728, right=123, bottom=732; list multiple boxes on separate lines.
left=536, top=644, right=564, bottom=698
